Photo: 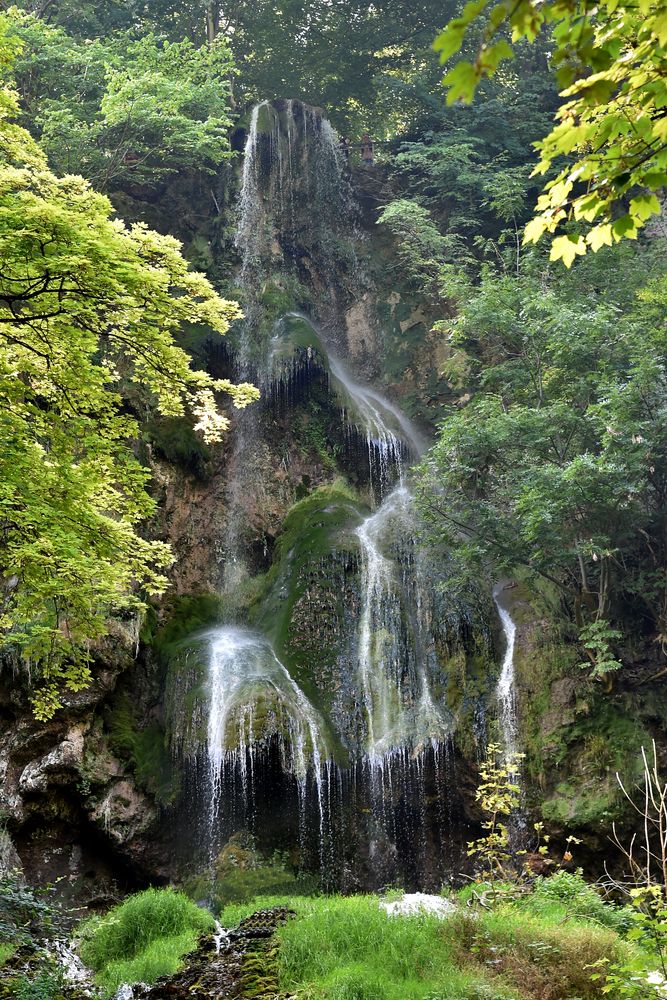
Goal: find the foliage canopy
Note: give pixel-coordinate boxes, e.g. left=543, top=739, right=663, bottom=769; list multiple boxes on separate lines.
left=434, top=0, right=667, bottom=261
left=0, top=18, right=257, bottom=717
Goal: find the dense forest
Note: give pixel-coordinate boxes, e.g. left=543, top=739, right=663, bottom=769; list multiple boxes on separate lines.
left=0, top=0, right=666, bottom=998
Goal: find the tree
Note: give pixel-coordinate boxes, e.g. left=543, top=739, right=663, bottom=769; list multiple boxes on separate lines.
left=9, top=11, right=235, bottom=190
left=0, top=18, right=258, bottom=718
left=376, top=199, right=453, bottom=290
left=416, top=245, right=667, bottom=677
left=434, top=0, right=667, bottom=261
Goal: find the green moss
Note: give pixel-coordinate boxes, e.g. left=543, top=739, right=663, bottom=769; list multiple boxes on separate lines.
left=246, top=482, right=365, bottom=731
left=259, top=278, right=307, bottom=321
left=268, top=311, right=325, bottom=361
left=0, top=943, right=15, bottom=967
left=152, top=593, right=224, bottom=661
left=292, top=396, right=341, bottom=469
left=105, top=694, right=178, bottom=805
left=538, top=703, right=650, bottom=830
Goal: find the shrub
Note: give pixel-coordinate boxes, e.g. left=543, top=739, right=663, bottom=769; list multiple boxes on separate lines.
left=530, top=870, right=632, bottom=932
left=444, top=904, right=632, bottom=999
left=11, top=970, right=63, bottom=1000
left=0, top=872, right=59, bottom=946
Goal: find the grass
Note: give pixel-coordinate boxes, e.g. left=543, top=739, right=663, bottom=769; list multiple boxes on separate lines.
left=77, top=887, right=214, bottom=998
left=71, top=875, right=643, bottom=999
left=0, top=942, right=15, bottom=967
left=216, top=888, right=636, bottom=1000
left=93, top=932, right=198, bottom=997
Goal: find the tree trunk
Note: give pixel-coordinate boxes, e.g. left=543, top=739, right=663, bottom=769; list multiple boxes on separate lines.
left=206, top=3, right=221, bottom=43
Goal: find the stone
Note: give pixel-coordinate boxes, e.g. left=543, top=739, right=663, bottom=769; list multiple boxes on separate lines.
left=91, top=780, right=157, bottom=845
left=19, top=725, right=87, bottom=794
left=380, top=892, right=456, bottom=919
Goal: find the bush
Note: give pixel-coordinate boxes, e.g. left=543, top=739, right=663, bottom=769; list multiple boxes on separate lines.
left=0, top=872, right=59, bottom=946
left=529, top=871, right=632, bottom=933
left=444, top=905, right=632, bottom=1000
left=11, top=970, right=63, bottom=1000
left=78, top=888, right=214, bottom=997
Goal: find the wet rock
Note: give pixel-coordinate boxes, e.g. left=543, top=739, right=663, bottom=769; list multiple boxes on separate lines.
left=0, top=827, right=22, bottom=875
left=91, top=780, right=157, bottom=846
left=134, top=907, right=295, bottom=999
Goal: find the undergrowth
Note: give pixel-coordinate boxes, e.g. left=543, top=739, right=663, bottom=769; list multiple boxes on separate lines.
left=217, top=890, right=635, bottom=999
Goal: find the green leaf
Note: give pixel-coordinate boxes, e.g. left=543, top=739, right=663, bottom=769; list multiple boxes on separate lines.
left=443, top=61, right=480, bottom=104
left=586, top=223, right=613, bottom=251
left=641, top=170, right=667, bottom=188
left=549, top=234, right=587, bottom=267
left=612, top=214, right=638, bottom=240
left=629, top=193, right=661, bottom=222
left=433, top=24, right=466, bottom=63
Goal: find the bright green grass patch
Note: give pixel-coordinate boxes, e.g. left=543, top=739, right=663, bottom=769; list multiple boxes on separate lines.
left=219, top=895, right=513, bottom=999
left=78, top=888, right=214, bottom=997
left=0, top=942, right=15, bottom=967
left=218, top=891, right=636, bottom=999
left=94, top=931, right=198, bottom=998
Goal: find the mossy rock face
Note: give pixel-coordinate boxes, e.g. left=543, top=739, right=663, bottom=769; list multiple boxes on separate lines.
left=103, top=694, right=179, bottom=807
left=145, top=416, right=213, bottom=481
left=539, top=704, right=651, bottom=834
left=500, top=576, right=657, bottom=844
left=151, top=594, right=225, bottom=661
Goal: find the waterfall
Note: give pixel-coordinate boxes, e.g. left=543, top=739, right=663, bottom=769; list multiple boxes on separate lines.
left=234, top=99, right=355, bottom=310
left=492, top=586, right=519, bottom=762
left=222, top=101, right=357, bottom=589
left=169, top=99, right=493, bottom=889
left=328, top=353, right=425, bottom=498
left=205, top=626, right=330, bottom=861
left=356, top=487, right=448, bottom=758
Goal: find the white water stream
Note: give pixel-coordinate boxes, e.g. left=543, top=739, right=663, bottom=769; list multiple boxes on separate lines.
left=492, top=586, right=519, bottom=763
left=205, top=627, right=329, bottom=853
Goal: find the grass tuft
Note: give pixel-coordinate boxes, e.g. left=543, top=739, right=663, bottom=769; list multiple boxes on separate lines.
left=77, top=887, right=213, bottom=997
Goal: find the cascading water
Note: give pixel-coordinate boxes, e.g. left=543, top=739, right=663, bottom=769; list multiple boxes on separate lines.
left=169, top=100, right=499, bottom=889
left=328, top=353, right=423, bottom=498
left=222, top=100, right=358, bottom=589
left=356, top=487, right=449, bottom=757
left=492, top=586, right=519, bottom=762
left=205, top=627, right=329, bottom=859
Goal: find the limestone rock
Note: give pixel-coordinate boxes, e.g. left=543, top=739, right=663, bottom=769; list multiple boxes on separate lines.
left=19, top=725, right=87, bottom=794
left=91, top=780, right=157, bottom=846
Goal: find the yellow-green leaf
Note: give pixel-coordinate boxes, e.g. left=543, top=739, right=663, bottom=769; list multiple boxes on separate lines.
left=523, top=215, right=548, bottom=244
left=550, top=234, right=587, bottom=267
left=586, top=223, right=613, bottom=251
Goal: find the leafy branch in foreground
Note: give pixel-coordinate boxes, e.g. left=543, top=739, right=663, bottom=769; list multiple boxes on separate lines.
left=434, top=0, right=667, bottom=262
left=467, top=743, right=524, bottom=884
left=0, top=17, right=258, bottom=718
